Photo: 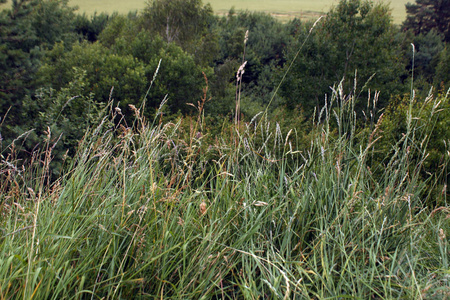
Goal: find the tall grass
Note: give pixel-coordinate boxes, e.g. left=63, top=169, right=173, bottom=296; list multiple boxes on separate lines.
left=1, top=82, right=449, bottom=298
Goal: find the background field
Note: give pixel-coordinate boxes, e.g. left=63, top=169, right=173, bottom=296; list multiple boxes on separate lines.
left=1, top=0, right=411, bottom=23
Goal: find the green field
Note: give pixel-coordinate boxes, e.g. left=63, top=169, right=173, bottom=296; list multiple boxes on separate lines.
left=0, top=0, right=410, bottom=23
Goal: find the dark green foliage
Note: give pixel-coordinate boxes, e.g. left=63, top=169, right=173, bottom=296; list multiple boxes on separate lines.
left=31, top=0, right=78, bottom=48
left=0, top=0, right=42, bottom=121
left=216, top=10, right=290, bottom=70
left=279, top=22, right=335, bottom=113
left=0, top=0, right=78, bottom=145
left=97, top=12, right=140, bottom=48
left=38, top=29, right=210, bottom=118
left=206, top=58, right=239, bottom=116
left=37, top=41, right=148, bottom=115
left=434, top=46, right=450, bottom=89
left=149, top=44, right=211, bottom=115
left=19, top=70, right=105, bottom=177
left=98, top=16, right=212, bottom=116
left=210, top=10, right=293, bottom=118
left=403, top=0, right=450, bottom=42
left=140, top=0, right=219, bottom=66
left=73, top=12, right=110, bottom=42
left=0, top=0, right=77, bottom=53
left=280, top=0, right=407, bottom=117
left=372, top=93, right=450, bottom=206
left=406, top=29, right=444, bottom=85
left=1, top=69, right=104, bottom=178
left=402, top=0, right=450, bottom=94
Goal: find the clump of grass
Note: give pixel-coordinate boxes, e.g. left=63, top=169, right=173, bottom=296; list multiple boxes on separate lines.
left=1, top=79, right=449, bottom=299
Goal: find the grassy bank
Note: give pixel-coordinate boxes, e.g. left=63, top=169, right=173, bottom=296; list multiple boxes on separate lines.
left=1, top=84, right=448, bottom=298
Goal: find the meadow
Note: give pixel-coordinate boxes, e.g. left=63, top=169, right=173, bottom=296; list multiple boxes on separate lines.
left=0, top=0, right=410, bottom=23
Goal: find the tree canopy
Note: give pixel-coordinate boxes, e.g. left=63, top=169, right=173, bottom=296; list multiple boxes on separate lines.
left=280, top=0, right=406, bottom=115
left=140, top=0, right=218, bottom=66
left=403, top=0, right=450, bottom=42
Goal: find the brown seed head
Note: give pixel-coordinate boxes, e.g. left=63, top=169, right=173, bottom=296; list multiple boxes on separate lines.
left=200, top=201, right=207, bottom=215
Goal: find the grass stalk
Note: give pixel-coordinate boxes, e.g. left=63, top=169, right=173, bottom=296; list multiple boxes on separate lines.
left=1, top=80, right=448, bottom=298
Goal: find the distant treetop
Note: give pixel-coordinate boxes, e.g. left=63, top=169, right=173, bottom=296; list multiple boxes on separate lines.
left=403, top=0, right=450, bottom=42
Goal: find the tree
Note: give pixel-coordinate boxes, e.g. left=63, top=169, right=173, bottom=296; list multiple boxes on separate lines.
left=210, top=10, right=293, bottom=117
left=434, top=46, right=450, bottom=89
left=280, top=0, right=407, bottom=116
left=142, top=0, right=211, bottom=44
left=17, top=70, right=105, bottom=178
left=0, top=0, right=78, bottom=144
left=74, top=12, right=110, bottom=42
left=216, top=11, right=291, bottom=86
left=140, top=0, right=218, bottom=66
left=403, top=0, right=450, bottom=42
left=97, top=13, right=139, bottom=49
left=31, top=0, right=78, bottom=47
left=39, top=33, right=211, bottom=118
left=403, top=29, right=444, bottom=89
left=36, top=41, right=148, bottom=116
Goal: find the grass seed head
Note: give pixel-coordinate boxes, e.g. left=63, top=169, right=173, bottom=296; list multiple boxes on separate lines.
left=200, top=201, right=207, bottom=215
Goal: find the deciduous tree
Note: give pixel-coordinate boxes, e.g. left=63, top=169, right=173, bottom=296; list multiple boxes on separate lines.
left=0, top=0, right=78, bottom=143
left=141, top=0, right=218, bottom=66
left=280, top=0, right=406, bottom=116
